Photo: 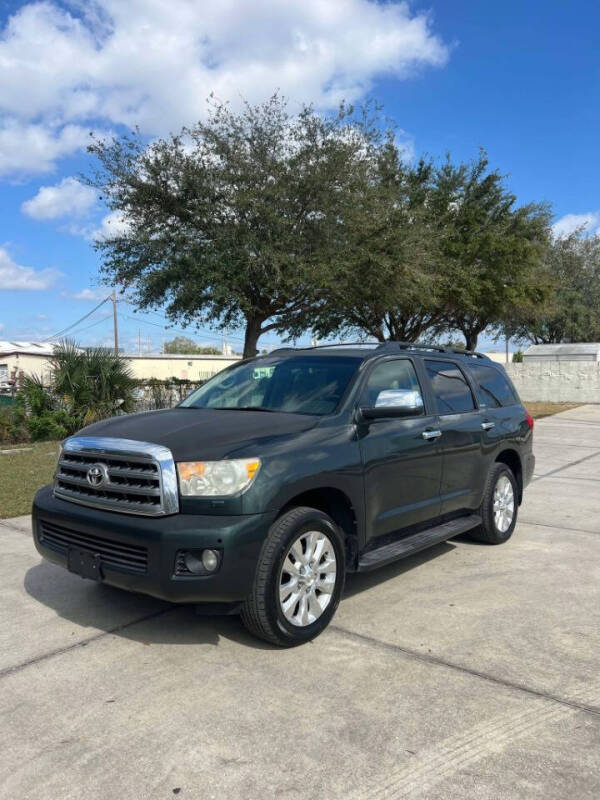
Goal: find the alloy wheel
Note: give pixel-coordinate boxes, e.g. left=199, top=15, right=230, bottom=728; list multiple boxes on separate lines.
left=278, top=531, right=337, bottom=627
left=493, top=475, right=515, bottom=533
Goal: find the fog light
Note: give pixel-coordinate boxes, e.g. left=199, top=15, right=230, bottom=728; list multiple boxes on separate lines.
left=183, top=551, right=205, bottom=574
left=201, top=549, right=219, bottom=572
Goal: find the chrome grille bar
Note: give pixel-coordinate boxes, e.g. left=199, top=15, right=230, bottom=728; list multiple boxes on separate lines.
left=54, top=436, right=179, bottom=516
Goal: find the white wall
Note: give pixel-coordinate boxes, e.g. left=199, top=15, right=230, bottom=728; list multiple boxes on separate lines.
left=0, top=352, right=239, bottom=384
left=126, top=355, right=238, bottom=380
left=506, top=362, right=600, bottom=403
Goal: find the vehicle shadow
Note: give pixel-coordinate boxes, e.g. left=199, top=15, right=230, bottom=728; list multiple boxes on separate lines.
left=24, top=541, right=457, bottom=650
left=23, top=561, right=266, bottom=650
left=343, top=540, right=455, bottom=598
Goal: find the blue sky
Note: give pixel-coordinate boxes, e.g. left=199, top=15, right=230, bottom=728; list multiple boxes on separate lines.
left=0, top=0, right=598, bottom=353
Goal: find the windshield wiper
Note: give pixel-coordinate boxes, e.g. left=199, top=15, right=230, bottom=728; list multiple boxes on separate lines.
left=210, top=405, right=278, bottom=413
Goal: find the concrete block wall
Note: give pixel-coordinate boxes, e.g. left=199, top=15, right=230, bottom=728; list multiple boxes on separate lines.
left=506, top=362, right=600, bottom=403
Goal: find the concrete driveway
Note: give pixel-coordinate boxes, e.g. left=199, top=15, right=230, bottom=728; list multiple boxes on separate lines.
left=1, top=406, right=599, bottom=799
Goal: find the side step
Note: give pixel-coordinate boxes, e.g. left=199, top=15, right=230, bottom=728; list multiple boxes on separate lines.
left=357, top=514, right=482, bottom=572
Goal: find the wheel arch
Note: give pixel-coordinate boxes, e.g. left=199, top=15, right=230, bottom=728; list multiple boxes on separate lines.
left=495, top=448, right=523, bottom=503
left=279, top=487, right=360, bottom=569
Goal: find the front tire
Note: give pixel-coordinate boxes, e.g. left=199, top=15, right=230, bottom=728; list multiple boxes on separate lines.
left=241, top=506, right=345, bottom=647
left=469, top=463, right=518, bottom=544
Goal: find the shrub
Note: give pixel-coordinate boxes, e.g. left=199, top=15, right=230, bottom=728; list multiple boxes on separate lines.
left=5, top=339, right=137, bottom=443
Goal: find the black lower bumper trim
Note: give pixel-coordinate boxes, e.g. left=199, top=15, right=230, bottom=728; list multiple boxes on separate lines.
left=32, top=485, right=275, bottom=603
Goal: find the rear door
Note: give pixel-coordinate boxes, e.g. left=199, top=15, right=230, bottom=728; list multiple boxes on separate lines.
left=424, top=359, right=485, bottom=515
left=358, top=357, right=443, bottom=542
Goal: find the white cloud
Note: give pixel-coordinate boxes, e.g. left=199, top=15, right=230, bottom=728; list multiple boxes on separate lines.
left=92, top=211, right=131, bottom=241
left=0, top=247, right=62, bottom=290
left=0, top=119, right=90, bottom=176
left=22, top=177, right=97, bottom=220
left=70, top=288, right=107, bottom=301
left=394, top=129, right=416, bottom=162
left=552, top=212, right=600, bottom=239
left=0, top=0, right=448, bottom=176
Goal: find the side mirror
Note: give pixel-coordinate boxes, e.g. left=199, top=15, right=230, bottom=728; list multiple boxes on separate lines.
left=359, top=404, right=423, bottom=421
left=357, top=388, right=424, bottom=421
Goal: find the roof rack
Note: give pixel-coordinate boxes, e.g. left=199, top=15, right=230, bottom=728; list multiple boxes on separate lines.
left=268, top=341, right=489, bottom=359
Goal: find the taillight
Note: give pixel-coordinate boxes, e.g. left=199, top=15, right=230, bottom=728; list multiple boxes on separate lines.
left=525, top=411, right=534, bottom=430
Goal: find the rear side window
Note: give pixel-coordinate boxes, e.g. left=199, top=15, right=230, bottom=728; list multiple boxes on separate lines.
left=469, top=363, right=518, bottom=408
left=426, top=360, right=475, bottom=414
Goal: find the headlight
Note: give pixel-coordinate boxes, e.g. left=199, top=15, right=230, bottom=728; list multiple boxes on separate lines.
left=177, top=458, right=261, bottom=497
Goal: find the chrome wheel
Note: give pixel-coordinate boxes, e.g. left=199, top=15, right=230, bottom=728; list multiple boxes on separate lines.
left=279, top=531, right=337, bottom=627
left=493, top=475, right=515, bottom=533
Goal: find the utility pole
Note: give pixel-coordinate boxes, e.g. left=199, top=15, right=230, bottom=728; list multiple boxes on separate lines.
left=111, top=290, right=119, bottom=356
left=138, top=329, right=141, bottom=356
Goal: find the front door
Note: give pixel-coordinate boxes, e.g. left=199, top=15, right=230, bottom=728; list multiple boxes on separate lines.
left=358, top=357, right=444, bottom=543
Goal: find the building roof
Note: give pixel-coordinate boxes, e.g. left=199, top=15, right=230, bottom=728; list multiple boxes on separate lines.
left=124, top=353, right=238, bottom=360
left=0, top=341, right=56, bottom=357
left=523, top=343, right=600, bottom=361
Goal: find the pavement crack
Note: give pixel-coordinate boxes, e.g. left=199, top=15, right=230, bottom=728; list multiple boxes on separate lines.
left=330, top=624, right=600, bottom=719
left=0, top=520, right=31, bottom=536
left=519, top=519, right=599, bottom=536
left=0, top=607, right=173, bottom=680
left=531, top=448, right=600, bottom=482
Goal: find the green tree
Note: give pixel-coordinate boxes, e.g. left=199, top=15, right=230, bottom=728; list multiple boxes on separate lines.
left=303, top=144, right=445, bottom=343
left=514, top=230, right=600, bottom=344
left=431, top=152, right=552, bottom=350
left=87, top=94, right=371, bottom=357
left=52, top=340, right=136, bottom=425
left=163, top=336, right=220, bottom=355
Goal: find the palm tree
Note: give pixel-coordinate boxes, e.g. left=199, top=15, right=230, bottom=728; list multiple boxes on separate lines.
left=52, top=339, right=136, bottom=426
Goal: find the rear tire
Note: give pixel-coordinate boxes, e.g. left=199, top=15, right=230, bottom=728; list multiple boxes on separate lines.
left=241, top=506, right=345, bottom=647
left=469, top=463, right=518, bottom=544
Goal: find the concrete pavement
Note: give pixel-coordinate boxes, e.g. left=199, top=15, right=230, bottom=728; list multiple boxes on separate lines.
left=1, top=406, right=599, bottom=799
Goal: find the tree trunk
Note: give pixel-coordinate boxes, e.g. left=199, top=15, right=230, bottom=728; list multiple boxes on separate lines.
left=243, top=316, right=265, bottom=358
left=463, top=331, right=478, bottom=350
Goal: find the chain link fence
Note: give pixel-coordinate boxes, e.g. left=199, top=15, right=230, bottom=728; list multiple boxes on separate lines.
left=133, top=375, right=213, bottom=411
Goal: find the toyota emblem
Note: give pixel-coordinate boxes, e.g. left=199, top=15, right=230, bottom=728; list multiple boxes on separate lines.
left=86, top=463, right=108, bottom=488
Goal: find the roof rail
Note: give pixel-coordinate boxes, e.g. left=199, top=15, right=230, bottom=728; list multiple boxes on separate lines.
left=265, top=341, right=489, bottom=359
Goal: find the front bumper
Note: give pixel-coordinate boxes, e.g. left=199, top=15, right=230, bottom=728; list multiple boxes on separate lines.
left=32, top=485, right=275, bottom=603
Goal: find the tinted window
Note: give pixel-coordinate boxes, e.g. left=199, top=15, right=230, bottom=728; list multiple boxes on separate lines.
left=469, top=363, right=518, bottom=408
left=180, top=355, right=361, bottom=416
left=363, top=359, right=423, bottom=411
left=426, top=360, right=475, bottom=413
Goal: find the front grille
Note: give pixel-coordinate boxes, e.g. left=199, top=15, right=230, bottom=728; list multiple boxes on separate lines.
left=39, top=520, right=148, bottom=575
left=53, top=437, right=179, bottom=516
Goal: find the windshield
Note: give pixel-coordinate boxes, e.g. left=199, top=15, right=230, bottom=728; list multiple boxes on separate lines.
left=180, top=355, right=362, bottom=416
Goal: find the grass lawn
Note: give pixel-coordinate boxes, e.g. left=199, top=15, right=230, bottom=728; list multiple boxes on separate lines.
left=526, top=402, right=581, bottom=419
left=0, top=441, right=60, bottom=519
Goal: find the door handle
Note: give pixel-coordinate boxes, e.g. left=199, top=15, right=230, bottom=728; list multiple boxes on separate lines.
left=422, top=429, right=442, bottom=440
left=481, top=421, right=495, bottom=431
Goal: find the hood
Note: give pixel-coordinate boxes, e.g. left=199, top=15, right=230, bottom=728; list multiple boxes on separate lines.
left=77, top=407, right=319, bottom=461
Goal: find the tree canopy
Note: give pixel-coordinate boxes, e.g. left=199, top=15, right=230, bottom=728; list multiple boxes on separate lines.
left=513, top=230, right=600, bottom=344
left=88, top=95, right=571, bottom=354
left=163, top=337, right=220, bottom=355
left=88, top=94, right=373, bottom=357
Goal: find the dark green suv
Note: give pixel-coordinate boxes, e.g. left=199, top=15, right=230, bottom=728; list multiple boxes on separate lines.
left=32, top=342, right=535, bottom=646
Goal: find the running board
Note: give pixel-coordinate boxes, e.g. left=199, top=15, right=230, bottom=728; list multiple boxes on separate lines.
left=357, top=514, right=482, bottom=572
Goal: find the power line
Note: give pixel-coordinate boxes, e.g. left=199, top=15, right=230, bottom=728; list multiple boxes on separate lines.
left=43, top=294, right=112, bottom=341
left=121, top=300, right=280, bottom=346
left=65, top=313, right=113, bottom=336
left=123, top=314, right=235, bottom=347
